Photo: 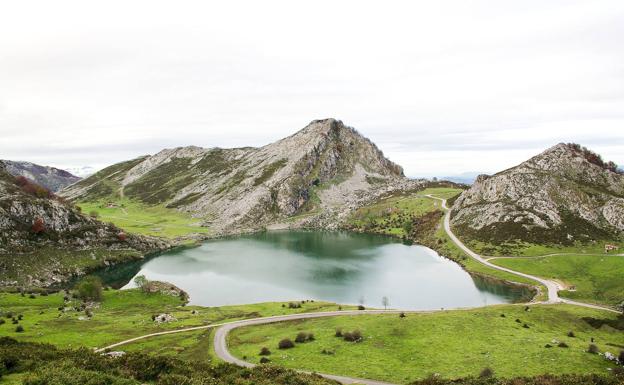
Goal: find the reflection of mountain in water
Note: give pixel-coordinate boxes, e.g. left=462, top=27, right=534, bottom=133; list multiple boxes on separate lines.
left=471, top=273, right=534, bottom=303
left=92, top=231, right=529, bottom=309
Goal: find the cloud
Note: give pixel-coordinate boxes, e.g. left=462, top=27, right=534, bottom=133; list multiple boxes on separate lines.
left=0, top=0, right=622, bottom=176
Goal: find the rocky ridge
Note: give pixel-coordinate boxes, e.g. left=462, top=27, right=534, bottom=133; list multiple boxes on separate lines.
left=3, top=160, right=81, bottom=192
left=0, top=161, right=170, bottom=286
left=61, top=119, right=422, bottom=234
left=451, top=143, right=624, bottom=246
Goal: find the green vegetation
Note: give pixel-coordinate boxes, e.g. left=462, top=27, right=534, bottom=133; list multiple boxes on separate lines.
left=253, top=158, right=288, bottom=186
left=462, top=237, right=622, bottom=258
left=229, top=304, right=624, bottom=383
left=0, top=290, right=352, bottom=351
left=491, top=255, right=624, bottom=306
left=0, top=247, right=142, bottom=289
left=75, top=276, right=103, bottom=302
left=78, top=198, right=209, bottom=239
left=0, top=337, right=336, bottom=385
left=345, top=187, right=462, bottom=237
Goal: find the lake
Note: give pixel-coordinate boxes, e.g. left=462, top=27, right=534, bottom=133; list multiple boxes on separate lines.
left=101, top=231, right=529, bottom=309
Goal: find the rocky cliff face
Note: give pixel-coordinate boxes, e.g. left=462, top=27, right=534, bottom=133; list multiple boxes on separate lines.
left=451, top=143, right=624, bottom=246
left=0, top=161, right=170, bottom=286
left=61, top=119, right=419, bottom=233
left=3, top=160, right=81, bottom=192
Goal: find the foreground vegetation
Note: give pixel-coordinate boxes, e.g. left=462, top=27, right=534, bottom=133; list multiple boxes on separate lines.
left=229, top=304, right=624, bottom=383
left=0, top=337, right=337, bottom=385
left=78, top=198, right=210, bottom=239
left=491, top=255, right=624, bottom=307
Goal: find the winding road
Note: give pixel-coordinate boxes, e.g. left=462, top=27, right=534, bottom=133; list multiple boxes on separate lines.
left=97, top=195, right=619, bottom=385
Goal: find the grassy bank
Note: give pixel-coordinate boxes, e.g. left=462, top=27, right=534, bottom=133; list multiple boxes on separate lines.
left=491, top=255, right=624, bottom=307
left=0, top=290, right=352, bottom=351
left=78, top=198, right=210, bottom=239
left=228, top=304, right=624, bottom=383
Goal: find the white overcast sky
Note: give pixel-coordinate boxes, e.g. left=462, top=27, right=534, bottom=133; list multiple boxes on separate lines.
left=1, top=1, right=623, bottom=177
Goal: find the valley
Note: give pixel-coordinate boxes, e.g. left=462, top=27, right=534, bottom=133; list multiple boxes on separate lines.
left=1, top=124, right=623, bottom=385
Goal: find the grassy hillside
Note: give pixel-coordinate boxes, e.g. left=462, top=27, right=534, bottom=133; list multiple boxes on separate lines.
left=0, top=290, right=352, bottom=350
left=229, top=304, right=624, bottom=383
left=491, top=255, right=624, bottom=307
left=78, top=198, right=210, bottom=239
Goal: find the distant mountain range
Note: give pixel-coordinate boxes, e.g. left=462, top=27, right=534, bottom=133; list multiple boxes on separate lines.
left=2, top=160, right=81, bottom=192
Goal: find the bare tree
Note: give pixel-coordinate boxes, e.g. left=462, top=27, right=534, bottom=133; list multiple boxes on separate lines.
left=382, top=296, right=390, bottom=310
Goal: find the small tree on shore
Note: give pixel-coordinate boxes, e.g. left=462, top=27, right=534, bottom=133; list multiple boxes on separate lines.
left=382, top=296, right=390, bottom=310
left=134, top=275, right=149, bottom=292
left=75, top=276, right=103, bottom=302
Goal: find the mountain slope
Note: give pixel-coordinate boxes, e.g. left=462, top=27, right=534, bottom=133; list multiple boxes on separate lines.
left=3, top=160, right=81, bottom=192
left=450, top=143, right=624, bottom=249
left=61, top=119, right=418, bottom=233
left=0, top=161, right=169, bottom=286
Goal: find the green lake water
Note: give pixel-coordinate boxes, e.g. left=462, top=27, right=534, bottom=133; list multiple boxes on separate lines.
left=104, top=231, right=528, bottom=309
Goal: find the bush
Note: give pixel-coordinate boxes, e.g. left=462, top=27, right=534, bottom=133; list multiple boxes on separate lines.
left=567, top=330, right=575, bottom=337
left=259, top=347, right=271, bottom=356
left=278, top=339, right=295, bottom=349
left=259, top=357, right=271, bottom=364
left=288, top=302, right=301, bottom=309
left=31, top=218, right=45, bottom=234
left=619, top=350, right=624, bottom=364
left=295, top=332, right=314, bottom=343
left=334, top=328, right=343, bottom=337
left=75, top=276, right=103, bottom=302
left=588, top=344, right=599, bottom=354
left=399, top=312, right=406, bottom=318
left=343, top=330, right=363, bottom=342
left=89, top=210, right=99, bottom=218
left=479, top=367, right=494, bottom=378
left=0, top=319, right=5, bottom=325
left=29, top=294, right=36, bottom=299
left=558, top=342, right=569, bottom=348
left=15, top=325, right=24, bottom=333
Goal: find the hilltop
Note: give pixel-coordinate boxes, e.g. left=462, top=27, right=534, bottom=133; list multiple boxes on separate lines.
left=451, top=143, right=624, bottom=253
left=2, top=160, right=81, bottom=192
left=61, top=119, right=420, bottom=234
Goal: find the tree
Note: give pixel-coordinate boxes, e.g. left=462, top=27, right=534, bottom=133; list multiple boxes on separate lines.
left=382, top=296, right=390, bottom=310
left=75, top=276, right=103, bottom=302
left=134, top=275, right=149, bottom=292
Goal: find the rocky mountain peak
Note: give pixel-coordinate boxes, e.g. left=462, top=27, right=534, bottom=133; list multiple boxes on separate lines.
left=451, top=143, right=624, bottom=247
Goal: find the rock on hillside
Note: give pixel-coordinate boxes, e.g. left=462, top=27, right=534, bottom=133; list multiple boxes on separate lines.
left=3, top=160, right=81, bottom=192
left=0, top=161, right=170, bottom=286
left=451, top=143, right=624, bottom=246
left=61, top=119, right=420, bottom=233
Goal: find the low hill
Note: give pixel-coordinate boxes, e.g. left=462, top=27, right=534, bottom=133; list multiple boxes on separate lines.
left=451, top=143, right=624, bottom=252
left=0, top=161, right=170, bottom=287
left=61, top=119, right=419, bottom=234
left=2, top=160, right=81, bottom=192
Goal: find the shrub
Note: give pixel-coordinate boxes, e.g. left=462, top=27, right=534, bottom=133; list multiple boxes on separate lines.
left=0, top=319, right=4, bottom=325
left=567, top=331, right=575, bottom=337
left=399, top=312, right=406, bottom=318
left=75, top=276, right=103, bottom=302
left=85, top=309, right=93, bottom=318
left=479, top=367, right=494, bottom=378
left=89, top=210, right=99, bottom=218
left=259, top=357, right=271, bottom=364
left=522, top=323, right=530, bottom=329
left=357, top=305, right=365, bottom=310
left=29, top=294, right=36, bottom=299
left=31, top=218, right=45, bottom=234
left=544, top=344, right=553, bottom=348
left=17, top=315, right=23, bottom=321
left=558, top=342, right=569, bottom=348
left=278, top=339, right=295, bottom=349
left=295, top=332, right=314, bottom=343
left=259, top=347, right=271, bottom=356
left=15, top=325, right=24, bottom=333
left=619, top=350, right=624, bottom=364
left=5, top=312, right=13, bottom=319
left=500, top=314, right=505, bottom=318
left=335, top=328, right=343, bottom=337
left=588, top=344, right=599, bottom=354
left=321, top=349, right=335, bottom=355
left=343, top=330, right=363, bottom=342
left=288, top=302, right=301, bottom=309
